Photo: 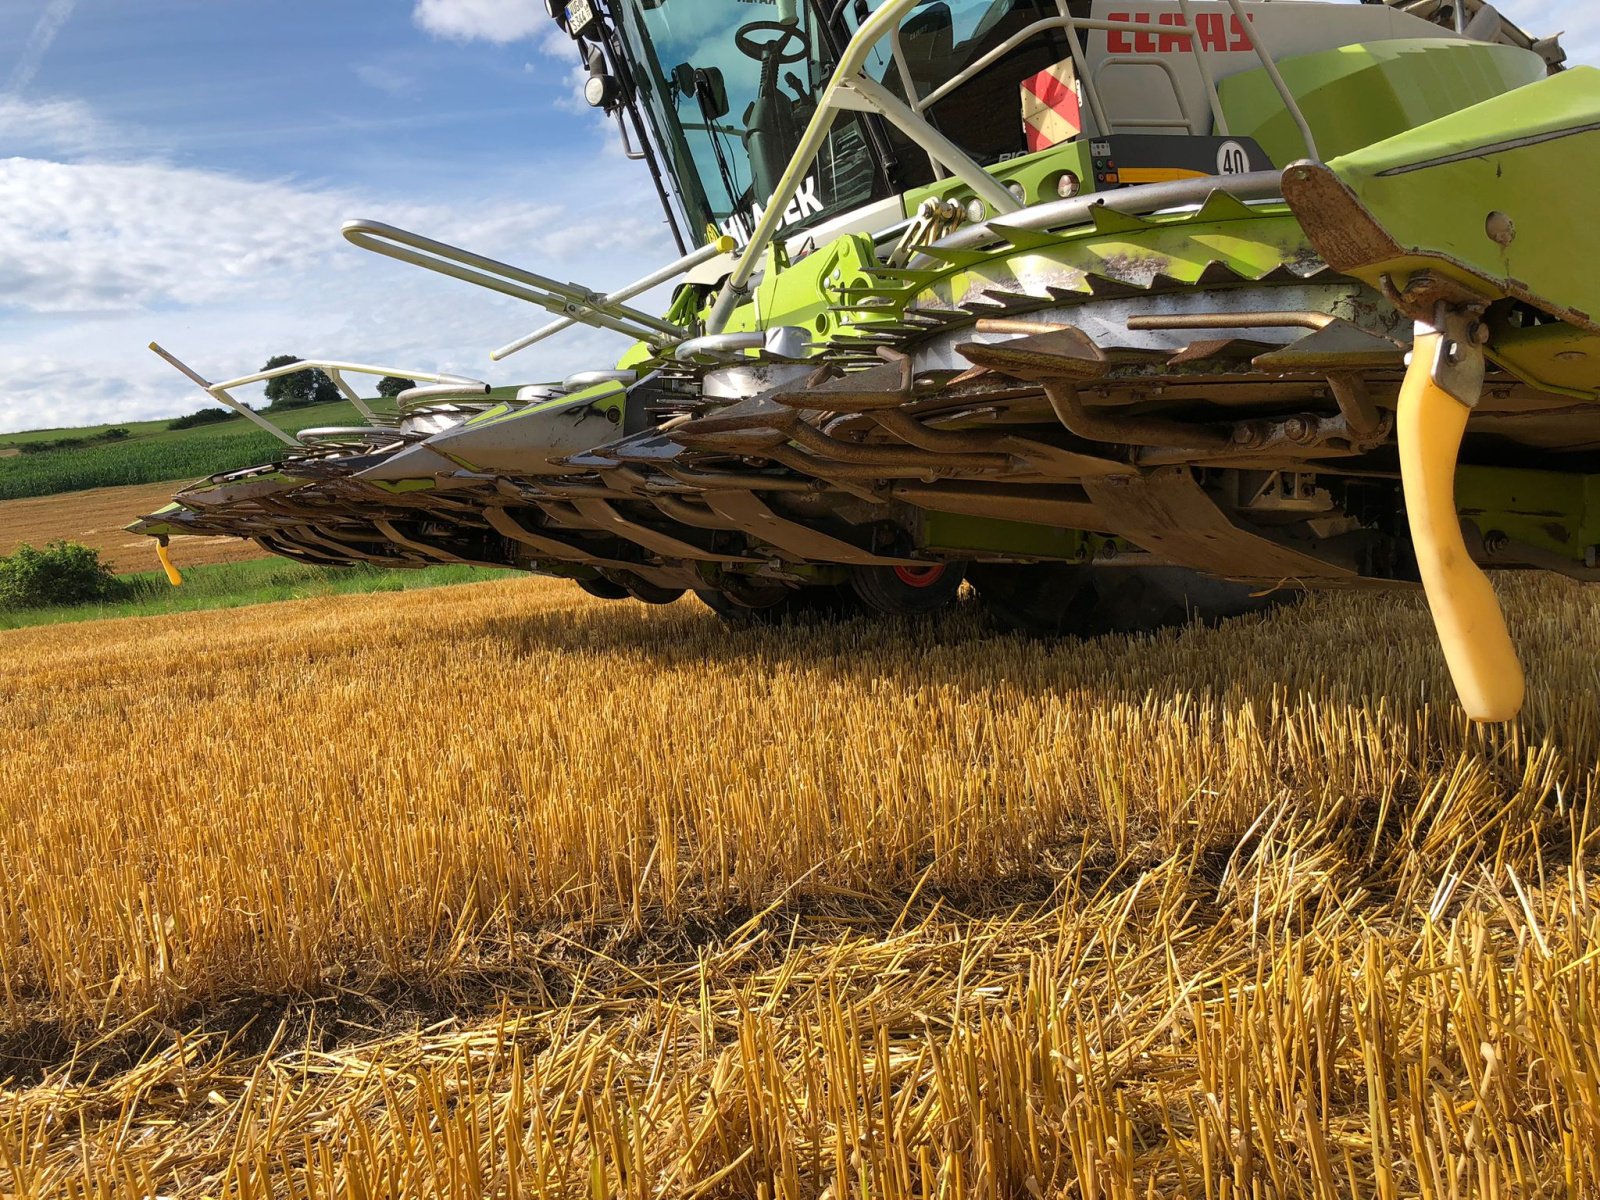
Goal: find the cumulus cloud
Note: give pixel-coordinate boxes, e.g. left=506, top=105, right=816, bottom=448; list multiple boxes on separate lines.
left=0, top=153, right=678, bottom=433
left=412, top=0, right=547, bottom=44
left=0, top=157, right=669, bottom=313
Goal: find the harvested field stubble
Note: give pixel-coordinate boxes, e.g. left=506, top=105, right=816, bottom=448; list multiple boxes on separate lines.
left=0, top=574, right=1597, bottom=1197
left=0, top=481, right=265, bottom=574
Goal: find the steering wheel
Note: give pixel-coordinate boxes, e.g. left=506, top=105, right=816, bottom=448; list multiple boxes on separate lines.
left=735, top=20, right=809, bottom=65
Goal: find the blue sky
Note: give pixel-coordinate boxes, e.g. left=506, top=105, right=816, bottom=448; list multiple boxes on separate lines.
left=0, top=0, right=673, bottom=433
left=1, top=0, right=1596, bottom=433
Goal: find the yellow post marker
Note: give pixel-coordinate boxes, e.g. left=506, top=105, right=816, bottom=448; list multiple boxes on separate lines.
left=155, top=539, right=184, bottom=588
left=1398, top=320, right=1524, bottom=723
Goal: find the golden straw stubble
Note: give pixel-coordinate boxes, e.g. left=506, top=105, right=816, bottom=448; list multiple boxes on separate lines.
left=0, top=573, right=1596, bottom=1197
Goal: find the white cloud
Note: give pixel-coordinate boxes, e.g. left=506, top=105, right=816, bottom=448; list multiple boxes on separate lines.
left=0, top=95, right=105, bottom=157
left=412, top=0, right=548, bottom=44
left=6, top=0, right=79, bottom=95
left=0, top=152, right=679, bottom=433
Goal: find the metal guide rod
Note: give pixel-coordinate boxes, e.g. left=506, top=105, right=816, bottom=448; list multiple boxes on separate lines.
left=839, top=75, right=1022, bottom=214
left=709, top=0, right=928, bottom=335
left=342, top=220, right=686, bottom=346
left=324, top=370, right=378, bottom=423
left=148, top=342, right=299, bottom=446
left=709, top=0, right=1320, bottom=334
left=1224, top=0, right=1319, bottom=160
left=1174, top=0, right=1230, bottom=135
left=148, top=343, right=487, bottom=446
left=397, top=383, right=493, bottom=404
left=493, top=236, right=735, bottom=362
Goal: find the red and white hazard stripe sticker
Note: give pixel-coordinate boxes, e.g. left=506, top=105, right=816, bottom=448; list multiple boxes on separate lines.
left=1021, top=60, right=1083, bottom=153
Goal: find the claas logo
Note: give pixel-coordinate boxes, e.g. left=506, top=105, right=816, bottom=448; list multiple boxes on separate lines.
left=1104, top=10, right=1257, bottom=55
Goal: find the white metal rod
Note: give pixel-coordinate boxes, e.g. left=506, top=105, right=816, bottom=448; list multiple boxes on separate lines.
left=397, top=383, right=492, bottom=403
left=892, top=24, right=951, bottom=176
left=343, top=220, right=684, bottom=344
left=211, top=359, right=484, bottom=392
left=325, top=369, right=379, bottom=423
left=1224, top=0, right=1319, bottom=160
left=148, top=342, right=299, bottom=447
left=493, top=236, right=733, bottom=362
left=346, top=224, right=667, bottom=343
left=1174, top=0, right=1230, bottom=135
left=842, top=75, right=1023, bottom=215
left=1065, top=26, right=1108, bottom=137
left=710, top=0, right=925, bottom=333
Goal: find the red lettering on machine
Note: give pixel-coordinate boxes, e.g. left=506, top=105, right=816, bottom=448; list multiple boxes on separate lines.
left=1104, top=10, right=1256, bottom=55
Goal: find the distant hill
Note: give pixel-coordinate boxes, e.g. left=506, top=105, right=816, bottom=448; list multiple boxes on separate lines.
left=0, top=400, right=372, bottom=502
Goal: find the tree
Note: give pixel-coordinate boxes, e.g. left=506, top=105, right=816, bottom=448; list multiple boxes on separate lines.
left=261, top=355, right=340, bottom=411
left=377, top=376, right=417, bottom=399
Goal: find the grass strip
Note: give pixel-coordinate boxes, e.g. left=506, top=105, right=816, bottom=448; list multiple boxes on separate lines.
left=0, top=557, right=519, bottom=629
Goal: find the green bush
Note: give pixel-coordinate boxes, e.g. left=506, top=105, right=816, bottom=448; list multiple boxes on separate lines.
left=0, top=541, right=128, bottom=610
left=19, top=436, right=87, bottom=455
left=168, top=407, right=238, bottom=431
left=19, top=428, right=132, bottom=454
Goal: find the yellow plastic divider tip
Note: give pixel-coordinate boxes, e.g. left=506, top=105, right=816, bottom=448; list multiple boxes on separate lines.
left=713, top=235, right=738, bottom=255
left=1399, top=331, right=1525, bottom=724
left=156, top=541, right=184, bottom=588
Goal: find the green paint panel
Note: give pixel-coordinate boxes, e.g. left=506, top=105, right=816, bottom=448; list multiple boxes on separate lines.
left=1456, top=465, right=1600, bottom=562
left=921, top=512, right=1096, bottom=561
left=1222, top=39, right=1548, bottom=167
left=1489, top=323, right=1600, bottom=402
left=1321, top=68, right=1600, bottom=335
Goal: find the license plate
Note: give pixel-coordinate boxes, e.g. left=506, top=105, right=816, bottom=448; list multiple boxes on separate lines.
left=566, top=0, right=597, bottom=34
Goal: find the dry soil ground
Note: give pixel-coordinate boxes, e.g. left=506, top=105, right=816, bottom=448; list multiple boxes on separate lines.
left=0, top=480, right=264, bottom=573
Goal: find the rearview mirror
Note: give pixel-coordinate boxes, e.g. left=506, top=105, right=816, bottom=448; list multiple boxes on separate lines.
left=671, top=63, right=730, bottom=121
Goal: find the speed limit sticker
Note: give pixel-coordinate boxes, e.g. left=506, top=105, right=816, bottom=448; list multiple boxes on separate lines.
left=1216, top=141, right=1250, bottom=175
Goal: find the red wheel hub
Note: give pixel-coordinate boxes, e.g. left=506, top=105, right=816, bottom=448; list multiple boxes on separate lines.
left=893, top=565, right=947, bottom=589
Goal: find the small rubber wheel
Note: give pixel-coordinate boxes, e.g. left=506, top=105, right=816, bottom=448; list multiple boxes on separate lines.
left=848, top=563, right=965, bottom=616
left=577, top=578, right=631, bottom=602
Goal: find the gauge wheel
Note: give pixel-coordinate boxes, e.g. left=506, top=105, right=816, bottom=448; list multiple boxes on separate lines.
left=848, top=563, right=966, bottom=616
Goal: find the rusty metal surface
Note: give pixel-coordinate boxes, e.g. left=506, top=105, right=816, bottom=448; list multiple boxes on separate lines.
left=1082, top=469, right=1357, bottom=584
left=571, top=498, right=757, bottom=563
left=704, top=492, right=919, bottom=565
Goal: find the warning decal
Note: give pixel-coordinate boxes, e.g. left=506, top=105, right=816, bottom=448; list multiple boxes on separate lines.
left=1021, top=60, right=1084, bottom=154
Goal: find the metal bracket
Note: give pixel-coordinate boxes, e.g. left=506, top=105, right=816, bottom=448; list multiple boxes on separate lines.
left=1419, top=304, right=1491, bottom=408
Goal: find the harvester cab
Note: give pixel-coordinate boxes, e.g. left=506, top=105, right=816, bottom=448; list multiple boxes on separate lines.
left=137, top=0, right=1598, bottom=725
